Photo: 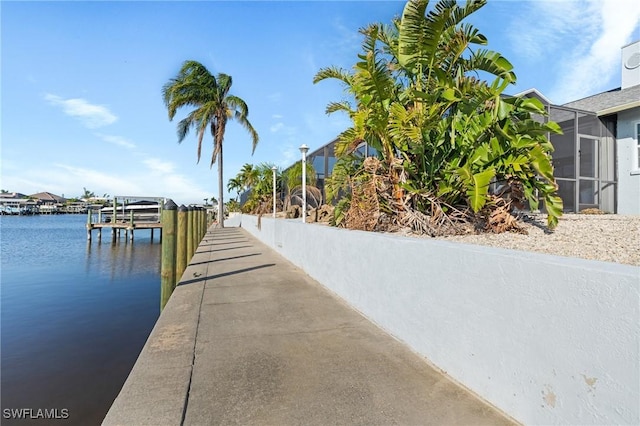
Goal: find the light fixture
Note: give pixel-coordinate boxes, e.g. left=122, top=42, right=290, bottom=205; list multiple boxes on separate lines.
left=299, top=144, right=309, bottom=223
left=272, top=166, right=278, bottom=218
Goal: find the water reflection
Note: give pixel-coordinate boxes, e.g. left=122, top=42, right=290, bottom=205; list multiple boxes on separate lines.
left=84, top=230, right=162, bottom=280
left=1, top=215, right=160, bottom=425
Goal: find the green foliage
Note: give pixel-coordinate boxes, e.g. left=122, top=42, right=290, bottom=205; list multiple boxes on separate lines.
left=162, top=60, right=259, bottom=225
left=331, top=197, right=351, bottom=227
left=283, top=161, right=319, bottom=210
left=226, top=199, right=240, bottom=212
left=325, top=154, right=362, bottom=203
left=314, top=0, right=563, bottom=230
left=80, top=187, right=95, bottom=199
left=456, top=165, right=495, bottom=212
left=230, top=162, right=281, bottom=213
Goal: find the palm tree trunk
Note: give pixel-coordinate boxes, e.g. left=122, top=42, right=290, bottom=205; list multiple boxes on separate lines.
left=218, top=143, right=224, bottom=228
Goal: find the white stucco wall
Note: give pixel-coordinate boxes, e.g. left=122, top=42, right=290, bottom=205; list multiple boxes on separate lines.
left=240, top=215, right=640, bottom=425
left=616, top=107, right=640, bottom=214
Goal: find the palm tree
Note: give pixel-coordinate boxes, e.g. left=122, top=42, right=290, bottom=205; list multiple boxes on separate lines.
left=239, top=163, right=259, bottom=191
left=80, top=187, right=96, bottom=200
left=162, top=60, right=259, bottom=227
left=230, top=163, right=282, bottom=213
left=227, top=177, right=243, bottom=201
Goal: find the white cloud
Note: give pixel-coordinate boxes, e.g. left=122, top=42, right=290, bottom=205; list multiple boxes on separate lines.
left=158, top=173, right=210, bottom=202
left=509, top=0, right=640, bottom=103
left=44, top=94, right=117, bottom=128
left=0, top=175, right=60, bottom=196
left=278, top=143, right=299, bottom=167
left=3, top=159, right=212, bottom=204
left=144, top=158, right=175, bottom=174
left=140, top=157, right=211, bottom=202
left=508, top=1, right=594, bottom=61
left=55, top=163, right=208, bottom=203
left=269, top=119, right=298, bottom=137
left=330, top=17, right=362, bottom=56
left=270, top=122, right=285, bottom=133
left=54, top=164, right=144, bottom=196
left=272, top=114, right=283, bottom=119
left=95, top=133, right=136, bottom=149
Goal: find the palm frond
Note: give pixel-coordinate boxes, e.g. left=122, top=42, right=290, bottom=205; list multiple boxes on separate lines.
left=464, top=49, right=516, bottom=83
left=326, top=101, right=353, bottom=115
left=313, top=66, right=353, bottom=85
left=398, top=0, right=430, bottom=70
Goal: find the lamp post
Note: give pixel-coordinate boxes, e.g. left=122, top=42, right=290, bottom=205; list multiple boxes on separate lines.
left=272, top=166, right=278, bottom=218
left=299, top=144, right=309, bottom=223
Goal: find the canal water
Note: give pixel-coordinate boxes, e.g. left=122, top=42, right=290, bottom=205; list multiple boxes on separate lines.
left=1, top=214, right=161, bottom=425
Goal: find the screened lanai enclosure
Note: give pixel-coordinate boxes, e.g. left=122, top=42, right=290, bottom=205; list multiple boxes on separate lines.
left=548, top=105, right=617, bottom=213
left=305, top=142, right=337, bottom=203
left=262, top=95, right=618, bottom=214
left=301, top=102, right=617, bottom=213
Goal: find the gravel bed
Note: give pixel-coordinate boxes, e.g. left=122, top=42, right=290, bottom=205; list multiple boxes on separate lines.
left=430, top=214, right=640, bottom=266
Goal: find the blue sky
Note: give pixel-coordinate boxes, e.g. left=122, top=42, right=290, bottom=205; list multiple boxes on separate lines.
left=2, top=0, right=639, bottom=205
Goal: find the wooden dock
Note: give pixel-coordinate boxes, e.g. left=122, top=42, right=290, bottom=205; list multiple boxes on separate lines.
left=87, top=221, right=163, bottom=243
left=86, top=195, right=165, bottom=243
left=86, top=196, right=215, bottom=247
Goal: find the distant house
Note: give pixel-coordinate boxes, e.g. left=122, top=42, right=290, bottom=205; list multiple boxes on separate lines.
left=29, top=192, right=68, bottom=214
left=64, top=201, right=89, bottom=214
left=0, top=192, right=28, bottom=199
left=29, top=192, right=67, bottom=204
left=0, top=193, right=38, bottom=214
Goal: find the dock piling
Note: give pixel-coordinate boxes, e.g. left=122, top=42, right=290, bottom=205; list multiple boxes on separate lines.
left=176, top=205, right=188, bottom=285
left=187, top=207, right=194, bottom=263
left=86, top=210, right=92, bottom=241
left=160, top=200, right=177, bottom=310
left=196, top=207, right=202, bottom=243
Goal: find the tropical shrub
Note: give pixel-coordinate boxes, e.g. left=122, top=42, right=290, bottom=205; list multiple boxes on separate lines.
left=232, top=161, right=322, bottom=215
left=315, top=0, right=562, bottom=234
left=282, top=161, right=321, bottom=211
left=229, top=163, right=280, bottom=214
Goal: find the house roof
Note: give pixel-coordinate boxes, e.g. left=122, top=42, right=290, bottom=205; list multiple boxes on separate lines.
left=29, top=192, right=67, bottom=203
left=562, top=84, right=640, bottom=115
left=513, top=88, right=552, bottom=105
left=0, top=192, right=27, bottom=199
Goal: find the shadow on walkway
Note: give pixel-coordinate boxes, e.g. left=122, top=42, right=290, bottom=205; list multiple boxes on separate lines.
left=103, top=225, right=515, bottom=426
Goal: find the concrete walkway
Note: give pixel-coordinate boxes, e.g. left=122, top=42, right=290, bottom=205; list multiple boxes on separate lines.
left=103, top=225, right=515, bottom=425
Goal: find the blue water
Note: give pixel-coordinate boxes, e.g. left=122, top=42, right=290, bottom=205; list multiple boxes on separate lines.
left=1, top=215, right=161, bottom=425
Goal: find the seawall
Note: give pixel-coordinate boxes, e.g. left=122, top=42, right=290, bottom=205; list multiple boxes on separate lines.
left=238, top=214, right=640, bottom=425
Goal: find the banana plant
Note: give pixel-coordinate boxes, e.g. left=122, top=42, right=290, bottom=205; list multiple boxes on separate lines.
left=315, top=0, right=564, bottom=230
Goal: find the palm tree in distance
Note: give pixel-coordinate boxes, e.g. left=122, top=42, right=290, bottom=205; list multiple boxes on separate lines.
left=162, top=60, right=259, bottom=227
left=227, top=177, right=243, bottom=201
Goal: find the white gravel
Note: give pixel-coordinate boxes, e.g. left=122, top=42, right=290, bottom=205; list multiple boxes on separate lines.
left=432, top=214, right=640, bottom=266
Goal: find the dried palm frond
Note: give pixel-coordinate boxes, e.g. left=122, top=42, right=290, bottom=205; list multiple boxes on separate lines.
left=480, top=196, right=527, bottom=234
left=290, top=186, right=323, bottom=209
left=345, top=176, right=380, bottom=231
